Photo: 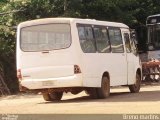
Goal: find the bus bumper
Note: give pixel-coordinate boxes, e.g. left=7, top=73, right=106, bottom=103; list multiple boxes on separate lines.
left=20, top=74, right=82, bottom=90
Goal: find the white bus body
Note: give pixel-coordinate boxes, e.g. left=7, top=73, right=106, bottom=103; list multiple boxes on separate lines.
left=17, top=18, right=141, bottom=101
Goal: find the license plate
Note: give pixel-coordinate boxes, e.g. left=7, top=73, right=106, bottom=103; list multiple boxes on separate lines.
left=42, top=81, right=54, bottom=86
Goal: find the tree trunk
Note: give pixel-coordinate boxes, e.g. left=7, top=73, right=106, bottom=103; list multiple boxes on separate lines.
left=0, top=69, right=11, bottom=96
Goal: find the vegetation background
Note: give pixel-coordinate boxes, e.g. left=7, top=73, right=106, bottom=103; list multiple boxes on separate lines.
left=0, top=0, right=160, bottom=94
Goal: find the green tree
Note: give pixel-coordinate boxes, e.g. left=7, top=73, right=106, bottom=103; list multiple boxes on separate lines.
left=0, top=0, right=160, bottom=94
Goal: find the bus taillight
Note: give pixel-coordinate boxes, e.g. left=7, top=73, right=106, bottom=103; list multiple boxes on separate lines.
left=74, top=65, right=81, bottom=74
left=17, top=69, right=22, bottom=80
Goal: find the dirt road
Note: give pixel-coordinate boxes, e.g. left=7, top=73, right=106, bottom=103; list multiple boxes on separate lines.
left=0, top=84, right=160, bottom=114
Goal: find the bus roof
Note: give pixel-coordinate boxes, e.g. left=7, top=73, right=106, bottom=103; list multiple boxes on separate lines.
left=18, top=18, right=129, bottom=29
left=146, top=14, right=160, bottom=25
left=147, top=14, right=160, bottom=18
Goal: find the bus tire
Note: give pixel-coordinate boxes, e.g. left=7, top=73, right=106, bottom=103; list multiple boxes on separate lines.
left=49, top=92, right=63, bottom=101
left=42, top=92, right=63, bottom=101
left=97, top=76, right=110, bottom=99
left=42, top=93, right=52, bottom=101
left=129, top=73, right=141, bottom=93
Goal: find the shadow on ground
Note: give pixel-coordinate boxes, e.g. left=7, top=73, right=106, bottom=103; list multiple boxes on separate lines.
left=40, top=89, right=160, bottom=104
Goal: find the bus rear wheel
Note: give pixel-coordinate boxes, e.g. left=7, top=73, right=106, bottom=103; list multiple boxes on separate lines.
left=87, top=76, right=110, bottom=99
left=42, top=92, right=63, bottom=101
left=129, top=73, right=141, bottom=93
left=97, top=76, right=110, bottom=99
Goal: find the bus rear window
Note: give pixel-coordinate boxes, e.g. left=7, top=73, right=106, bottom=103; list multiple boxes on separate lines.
left=20, top=24, right=71, bottom=52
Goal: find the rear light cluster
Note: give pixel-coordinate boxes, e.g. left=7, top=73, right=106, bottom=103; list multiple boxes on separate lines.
left=74, top=65, right=81, bottom=74
left=17, top=69, right=22, bottom=80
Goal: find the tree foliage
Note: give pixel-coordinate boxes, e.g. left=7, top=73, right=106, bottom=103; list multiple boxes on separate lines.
left=0, top=0, right=160, bottom=94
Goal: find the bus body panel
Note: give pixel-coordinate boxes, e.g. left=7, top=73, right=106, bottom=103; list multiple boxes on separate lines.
left=19, top=50, right=75, bottom=79
left=81, top=53, right=128, bottom=87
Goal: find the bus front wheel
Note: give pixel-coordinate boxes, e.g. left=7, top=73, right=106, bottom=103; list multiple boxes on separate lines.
left=129, top=73, right=141, bottom=93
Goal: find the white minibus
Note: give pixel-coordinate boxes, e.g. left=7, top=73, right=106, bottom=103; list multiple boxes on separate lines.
left=16, top=18, right=142, bottom=101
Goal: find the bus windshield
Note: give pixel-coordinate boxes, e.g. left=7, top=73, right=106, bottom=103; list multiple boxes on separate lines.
left=20, top=24, right=71, bottom=52
left=148, top=24, right=160, bottom=50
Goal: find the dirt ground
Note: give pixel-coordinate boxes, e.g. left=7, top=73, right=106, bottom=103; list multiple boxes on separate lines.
left=0, top=83, right=160, bottom=114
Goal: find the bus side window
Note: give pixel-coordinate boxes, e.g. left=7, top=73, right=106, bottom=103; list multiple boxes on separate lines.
left=93, top=27, right=111, bottom=53
left=108, top=28, right=124, bottom=53
left=124, top=33, right=132, bottom=53
left=77, top=26, right=96, bottom=53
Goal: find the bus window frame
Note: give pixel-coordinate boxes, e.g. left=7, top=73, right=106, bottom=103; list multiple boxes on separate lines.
left=108, top=27, right=124, bottom=53
left=20, top=23, right=72, bottom=52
